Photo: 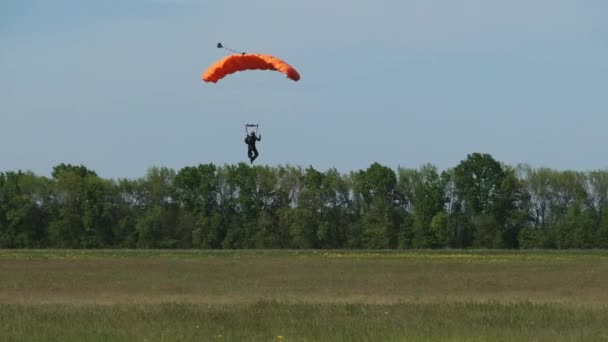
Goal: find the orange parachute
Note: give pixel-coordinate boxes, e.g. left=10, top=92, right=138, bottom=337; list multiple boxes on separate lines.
left=202, top=44, right=300, bottom=83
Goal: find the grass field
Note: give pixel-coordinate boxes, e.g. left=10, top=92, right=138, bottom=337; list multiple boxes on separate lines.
left=2, top=250, right=608, bottom=341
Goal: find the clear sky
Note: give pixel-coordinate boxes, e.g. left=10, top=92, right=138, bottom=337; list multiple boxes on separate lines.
left=2, top=0, right=607, bottom=179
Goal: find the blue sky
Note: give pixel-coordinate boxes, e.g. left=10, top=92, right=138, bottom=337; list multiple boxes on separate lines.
left=2, top=0, right=607, bottom=178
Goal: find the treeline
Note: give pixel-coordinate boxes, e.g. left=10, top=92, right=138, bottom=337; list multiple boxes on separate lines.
left=1, top=153, right=607, bottom=249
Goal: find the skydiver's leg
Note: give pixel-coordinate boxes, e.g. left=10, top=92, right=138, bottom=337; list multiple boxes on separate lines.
left=251, top=147, right=259, bottom=162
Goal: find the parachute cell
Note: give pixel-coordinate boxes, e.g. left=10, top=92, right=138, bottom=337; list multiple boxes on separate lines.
left=202, top=53, right=300, bottom=83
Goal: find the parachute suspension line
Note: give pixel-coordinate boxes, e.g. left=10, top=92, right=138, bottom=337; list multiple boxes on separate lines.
left=217, top=42, right=246, bottom=55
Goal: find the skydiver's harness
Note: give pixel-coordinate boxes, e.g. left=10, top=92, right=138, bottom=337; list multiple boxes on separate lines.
left=245, top=124, right=259, bottom=146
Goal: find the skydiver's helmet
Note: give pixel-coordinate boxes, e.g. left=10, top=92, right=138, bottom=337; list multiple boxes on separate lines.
left=250, top=132, right=256, bottom=136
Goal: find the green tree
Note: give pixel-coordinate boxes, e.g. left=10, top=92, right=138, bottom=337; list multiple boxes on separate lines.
left=135, top=167, right=179, bottom=248
left=597, top=209, right=608, bottom=248
left=113, top=178, right=145, bottom=248
left=555, top=201, right=596, bottom=248
left=441, top=169, right=473, bottom=248
left=222, top=163, right=261, bottom=248
left=453, top=153, right=506, bottom=247
left=398, top=164, right=446, bottom=248
left=353, top=163, right=399, bottom=249
left=494, top=167, right=530, bottom=248
left=0, top=171, right=49, bottom=247
left=518, top=165, right=552, bottom=230
left=48, top=164, right=100, bottom=248
left=174, top=164, right=223, bottom=248
left=289, top=167, right=350, bottom=249
left=587, top=170, right=608, bottom=229
left=430, top=211, right=450, bottom=247
left=253, top=165, right=283, bottom=248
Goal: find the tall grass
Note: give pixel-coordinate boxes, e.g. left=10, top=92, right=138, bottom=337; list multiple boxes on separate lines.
left=1, top=250, right=608, bottom=341
left=2, top=302, right=607, bottom=341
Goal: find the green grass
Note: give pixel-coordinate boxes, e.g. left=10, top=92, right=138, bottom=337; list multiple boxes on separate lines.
left=1, top=250, right=608, bottom=341
left=2, top=302, right=608, bottom=342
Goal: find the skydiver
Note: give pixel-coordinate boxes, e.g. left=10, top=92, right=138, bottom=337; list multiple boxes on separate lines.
left=245, top=131, right=262, bottom=164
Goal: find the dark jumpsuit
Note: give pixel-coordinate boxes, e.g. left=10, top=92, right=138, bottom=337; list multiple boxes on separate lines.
left=245, top=133, right=261, bottom=163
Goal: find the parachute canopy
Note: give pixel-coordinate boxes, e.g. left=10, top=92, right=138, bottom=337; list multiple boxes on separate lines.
left=202, top=53, right=300, bottom=83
